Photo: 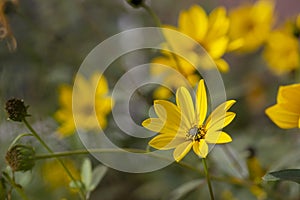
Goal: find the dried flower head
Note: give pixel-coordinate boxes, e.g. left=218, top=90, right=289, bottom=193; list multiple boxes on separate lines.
left=5, top=98, right=29, bottom=122
left=5, top=145, right=35, bottom=172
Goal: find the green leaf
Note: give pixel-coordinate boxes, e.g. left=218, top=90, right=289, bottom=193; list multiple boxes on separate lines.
left=88, top=165, right=108, bottom=191
left=81, top=158, right=92, bottom=189
left=263, top=169, right=300, bottom=184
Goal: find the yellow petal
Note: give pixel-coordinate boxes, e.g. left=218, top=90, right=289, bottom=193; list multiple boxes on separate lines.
left=173, top=141, right=194, bottom=162
left=205, top=100, right=236, bottom=128
left=265, top=104, right=299, bottom=129
left=206, top=36, right=228, bottom=58
left=198, top=140, right=208, bottom=158
left=196, top=80, right=207, bottom=125
left=205, top=131, right=232, bottom=144
left=214, top=59, right=229, bottom=73
left=149, top=134, right=185, bottom=150
left=207, top=7, right=229, bottom=38
left=142, top=118, right=183, bottom=135
left=179, top=5, right=208, bottom=41
left=154, top=100, right=189, bottom=130
left=207, top=112, right=236, bottom=133
left=176, top=87, right=196, bottom=128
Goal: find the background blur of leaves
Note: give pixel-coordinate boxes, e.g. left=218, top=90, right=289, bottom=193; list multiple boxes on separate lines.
left=0, top=0, right=300, bottom=199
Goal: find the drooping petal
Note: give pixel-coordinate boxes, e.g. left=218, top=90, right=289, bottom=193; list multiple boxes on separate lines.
left=207, top=112, right=236, bottom=133
left=173, top=141, right=194, bottom=162
left=176, top=87, right=196, bottom=128
left=198, top=140, right=209, bottom=158
left=149, top=134, right=185, bottom=150
left=196, top=79, right=208, bottom=126
left=214, top=58, right=229, bottom=73
left=205, top=131, right=232, bottom=144
left=192, top=142, right=201, bottom=156
left=265, top=104, right=299, bottom=129
left=205, top=100, right=236, bottom=128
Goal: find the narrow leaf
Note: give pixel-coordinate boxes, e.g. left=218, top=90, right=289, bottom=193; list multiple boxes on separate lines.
left=89, top=165, right=108, bottom=191
left=263, top=169, right=300, bottom=184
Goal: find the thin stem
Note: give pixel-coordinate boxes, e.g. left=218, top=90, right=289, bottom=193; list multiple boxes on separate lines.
left=33, top=148, right=251, bottom=187
left=202, top=158, right=215, bottom=200
left=22, top=118, right=86, bottom=200
left=141, top=3, right=162, bottom=27
left=8, top=133, right=32, bottom=150
left=2, top=172, right=29, bottom=200
left=141, top=3, right=186, bottom=76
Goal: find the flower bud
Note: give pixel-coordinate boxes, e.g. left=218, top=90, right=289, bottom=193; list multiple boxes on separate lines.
left=5, top=98, right=29, bottom=122
left=126, top=0, right=144, bottom=8
left=5, top=145, right=35, bottom=172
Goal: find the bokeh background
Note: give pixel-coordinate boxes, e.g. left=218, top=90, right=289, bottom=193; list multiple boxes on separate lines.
left=0, top=0, right=300, bottom=199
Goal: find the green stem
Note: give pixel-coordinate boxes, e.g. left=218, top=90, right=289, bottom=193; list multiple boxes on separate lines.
left=202, top=158, right=215, bottom=200
left=22, top=118, right=86, bottom=200
left=8, top=133, right=32, bottom=150
left=141, top=3, right=186, bottom=76
left=2, top=172, right=29, bottom=200
left=141, top=3, right=162, bottom=27
left=33, top=148, right=251, bottom=187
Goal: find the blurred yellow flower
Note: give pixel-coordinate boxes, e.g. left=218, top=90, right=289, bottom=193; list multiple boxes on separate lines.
left=152, top=5, right=232, bottom=99
left=265, top=83, right=300, bottom=129
left=228, top=0, right=274, bottom=52
left=263, top=16, right=300, bottom=75
left=42, top=159, right=80, bottom=190
left=142, top=79, right=236, bottom=161
left=55, top=73, right=113, bottom=137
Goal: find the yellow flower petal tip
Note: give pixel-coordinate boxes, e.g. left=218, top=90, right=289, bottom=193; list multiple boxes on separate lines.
left=265, top=83, right=300, bottom=129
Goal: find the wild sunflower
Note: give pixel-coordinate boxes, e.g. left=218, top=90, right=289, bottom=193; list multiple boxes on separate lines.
left=142, top=79, right=236, bottom=162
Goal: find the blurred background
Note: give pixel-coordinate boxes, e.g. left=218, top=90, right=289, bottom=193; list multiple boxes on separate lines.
left=0, top=0, right=300, bottom=199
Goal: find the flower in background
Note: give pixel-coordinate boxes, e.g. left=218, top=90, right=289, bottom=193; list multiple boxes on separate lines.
left=265, top=83, right=300, bottom=129
left=42, top=159, right=80, bottom=190
left=55, top=73, right=113, bottom=137
left=228, top=0, right=274, bottom=53
left=142, top=79, right=236, bottom=162
left=263, top=15, right=300, bottom=75
left=152, top=5, right=232, bottom=99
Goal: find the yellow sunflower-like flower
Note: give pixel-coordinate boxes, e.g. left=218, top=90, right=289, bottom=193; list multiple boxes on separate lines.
left=142, top=79, right=236, bottom=162
left=55, top=73, right=113, bottom=137
left=228, top=0, right=274, bottom=52
left=263, top=16, right=300, bottom=75
left=265, top=83, right=300, bottom=129
left=152, top=5, right=232, bottom=99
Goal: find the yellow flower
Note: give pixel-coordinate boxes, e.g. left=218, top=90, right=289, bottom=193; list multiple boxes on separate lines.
left=152, top=5, right=231, bottom=99
left=263, top=16, right=300, bottom=75
left=42, top=159, right=80, bottom=190
left=142, top=79, right=236, bottom=161
left=228, top=0, right=274, bottom=52
left=265, top=83, right=300, bottom=129
left=173, top=5, right=231, bottom=72
left=55, top=73, right=113, bottom=137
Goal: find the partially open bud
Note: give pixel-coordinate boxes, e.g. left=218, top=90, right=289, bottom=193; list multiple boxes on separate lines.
left=5, top=145, right=35, bottom=172
left=126, top=0, right=144, bottom=8
left=5, top=98, right=30, bottom=122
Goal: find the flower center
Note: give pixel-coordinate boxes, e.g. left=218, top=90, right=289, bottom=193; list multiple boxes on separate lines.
left=186, top=125, right=207, bottom=142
